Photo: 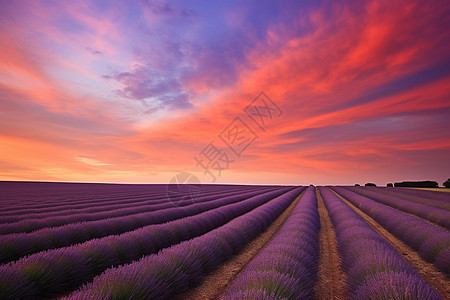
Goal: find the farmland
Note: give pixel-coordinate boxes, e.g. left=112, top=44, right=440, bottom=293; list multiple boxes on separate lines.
left=0, top=182, right=449, bottom=299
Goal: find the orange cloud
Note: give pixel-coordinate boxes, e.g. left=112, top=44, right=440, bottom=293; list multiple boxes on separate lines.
left=0, top=0, right=449, bottom=185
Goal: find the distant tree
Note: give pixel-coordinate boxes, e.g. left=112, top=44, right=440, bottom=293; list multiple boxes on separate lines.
left=309, top=184, right=314, bottom=186
left=394, top=181, right=438, bottom=188
left=355, top=184, right=360, bottom=186
left=365, top=183, right=377, bottom=186
left=387, top=183, right=393, bottom=187
left=444, top=178, right=450, bottom=188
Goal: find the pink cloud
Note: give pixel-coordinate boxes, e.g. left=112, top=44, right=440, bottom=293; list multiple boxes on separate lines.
left=0, top=0, right=449, bottom=185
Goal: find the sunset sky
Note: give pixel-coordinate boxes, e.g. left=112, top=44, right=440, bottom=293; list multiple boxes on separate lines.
left=1, top=0, right=449, bottom=185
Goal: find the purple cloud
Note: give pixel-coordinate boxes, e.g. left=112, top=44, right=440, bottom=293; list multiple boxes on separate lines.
left=139, top=0, right=196, bottom=17
left=85, top=47, right=103, bottom=55
left=103, top=64, right=192, bottom=111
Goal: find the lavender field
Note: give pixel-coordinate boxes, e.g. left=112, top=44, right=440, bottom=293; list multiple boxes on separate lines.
left=0, top=182, right=448, bottom=299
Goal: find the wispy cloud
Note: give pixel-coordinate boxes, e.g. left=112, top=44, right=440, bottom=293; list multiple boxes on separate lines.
left=77, top=157, right=112, bottom=166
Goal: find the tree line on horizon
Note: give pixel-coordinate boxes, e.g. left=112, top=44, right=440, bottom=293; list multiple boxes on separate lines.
left=354, top=178, right=450, bottom=188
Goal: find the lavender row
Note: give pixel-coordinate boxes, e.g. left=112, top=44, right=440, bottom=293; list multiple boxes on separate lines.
left=320, top=187, right=441, bottom=299
left=0, top=182, right=258, bottom=208
left=331, top=187, right=450, bottom=276
left=367, top=187, right=450, bottom=210
left=0, top=187, right=272, bottom=234
left=0, top=182, right=165, bottom=207
left=0, top=194, right=164, bottom=225
left=0, top=186, right=167, bottom=213
left=0, top=187, right=286, bottom=264
left=0, top=185, right=256, bottom=219
left=0, top=187, right=298, bottom=299
left=0, top=183, right=255, bottom=213
left=0, top=182, right=242, bottom=208
left=346, top=186, right=450, bottom=229
left=63, top=187, right=304, bottom=300
left=222, top=186, right=320, bottom=300
left=384, top=186, right=450, bottom=202
left=0, top=193, right=166, bottom=217
left=0, top=186, right=258, bottom=225
left=0, top=191, right=159, bottom=210
left=0, top=184, right=258, bottom=210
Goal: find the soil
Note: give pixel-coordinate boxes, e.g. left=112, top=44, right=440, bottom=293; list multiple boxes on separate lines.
left=314, top=187, right=348, bottom=300
left=173, top=189, right=306, bottom=300
left=330, top=188, right=450, bottom=299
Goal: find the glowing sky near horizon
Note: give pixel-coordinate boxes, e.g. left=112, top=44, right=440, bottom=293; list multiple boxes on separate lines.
left=0, top=0, right=449, bottom=185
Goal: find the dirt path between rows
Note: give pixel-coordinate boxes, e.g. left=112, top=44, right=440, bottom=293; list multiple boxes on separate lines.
left=329, top=188, right=450, bottom=299
left=314, top=188, right=347, bottom=300
left=173, top=189, right=306, bottom=300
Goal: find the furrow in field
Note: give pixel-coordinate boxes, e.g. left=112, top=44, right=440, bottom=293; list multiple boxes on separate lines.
left=0, top=187, right=273, bottom=234
left=0, top=186, right=257, bottom=220
left=344, top=186, right=450, bottom=229
left=0, top=187, right=298, bottom=299
left=0, top=183, right=249, bottom=209
left=175, top=187, right=307, bottom=300
left=218, top=186, right=320, bottom=299
left=61, top=187, right=304, bottom=300
left=314, top=187, right=347, bottom=300
left=0, top=186, right=257, bottom=224
left=0, top=187, right=285, bottom=264
left=0, top=189, right=165, bottom=213
left=387, top=187, right=450, bottom=201
left=330, top=188, right=450, bottom=298
left=362, top=186, right=450, bottom=210
left=330, top=187, right=450, bottom=276
left=319, top=187, right=441, bottom=300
